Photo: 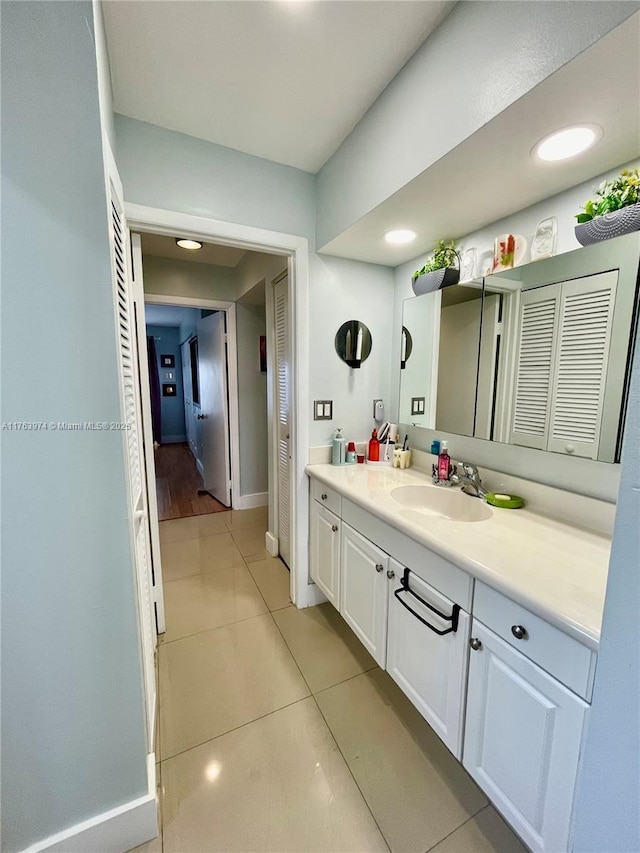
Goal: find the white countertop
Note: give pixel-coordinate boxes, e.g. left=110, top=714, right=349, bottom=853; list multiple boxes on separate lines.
left=305, top=463, right=612, bottom=650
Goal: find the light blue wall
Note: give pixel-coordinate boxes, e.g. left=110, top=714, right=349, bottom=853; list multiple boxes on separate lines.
left=115, top=118, right=396, bottom=447
left=572, top=321, right=640, bottom=849
left=147, top=325, right=186, bottom=443
left=1, top=2, right=148, bottom=851
left=116, top=115, right=317, bottom=245
left=316, top=0, right=640, bottom=249
left=142, top=253, right=237, bottom=302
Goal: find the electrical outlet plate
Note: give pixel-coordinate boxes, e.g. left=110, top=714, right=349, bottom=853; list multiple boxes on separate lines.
left=314, top=400, right=333, bottom=420
left=373, top=399, right=384, bottom=420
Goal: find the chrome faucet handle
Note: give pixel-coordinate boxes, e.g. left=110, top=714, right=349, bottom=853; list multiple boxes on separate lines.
left=459, top=461, right=481, bottom=481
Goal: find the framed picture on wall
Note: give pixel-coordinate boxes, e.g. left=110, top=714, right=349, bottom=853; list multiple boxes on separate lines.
left=259, top=335, right=267, bottom=373
left=162, top=383, right=177, bottom=397
left=161, top=354, right=175, bottom=368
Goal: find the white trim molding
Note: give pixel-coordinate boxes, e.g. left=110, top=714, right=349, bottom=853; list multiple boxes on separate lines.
left=265, top=530, right=279, bottom=557
left=124, top=203, right=311, bottom=608
left=236, top=491, right=268, bottom=510
left=20, top=756, right=158, bottom=853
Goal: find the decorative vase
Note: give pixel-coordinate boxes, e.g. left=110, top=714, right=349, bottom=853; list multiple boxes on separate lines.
left=411, top=266, right=460, bottom=296
left=575, top=202, right=640, bottom=246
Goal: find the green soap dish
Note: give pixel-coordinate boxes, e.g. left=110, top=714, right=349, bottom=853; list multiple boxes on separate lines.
left=485, top=492, right=525, bottom=509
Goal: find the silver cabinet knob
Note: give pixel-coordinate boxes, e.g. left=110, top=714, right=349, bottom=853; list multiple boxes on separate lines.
left=375, top=563, right=384, bottom=573
left=470, top=638, right=482, bottom=651
left=331, top=525, right=338, bottom=532
left=386, top=569, right=395, bottom=579
left=321, top=493, right=328, bottom=500
left=511, top=625, right=528, bottom=640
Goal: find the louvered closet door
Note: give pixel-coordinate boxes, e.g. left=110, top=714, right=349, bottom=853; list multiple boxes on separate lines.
left=547, top=272, right=617, bottom=459
left=510, top=284, right=560, bottom=450
left=106, top=150, right=156, bottom=754
left=274, top=275, right=291, bottom=567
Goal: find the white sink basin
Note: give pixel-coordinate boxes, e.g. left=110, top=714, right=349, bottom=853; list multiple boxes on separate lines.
left=391, top=484, right=493, bottom=523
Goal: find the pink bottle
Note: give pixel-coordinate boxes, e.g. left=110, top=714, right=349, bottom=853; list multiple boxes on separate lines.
left=437, top=440, right=451, bottom=481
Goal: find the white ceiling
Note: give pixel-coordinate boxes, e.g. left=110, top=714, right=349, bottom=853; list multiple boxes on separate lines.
left=140, top=233, right=246, bottom=266
left=321, top=12, right=640, bottom=265
left=102, top=0, right=455, bottom=173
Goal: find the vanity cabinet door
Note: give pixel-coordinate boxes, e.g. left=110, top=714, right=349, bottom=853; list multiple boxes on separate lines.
left=386, top=560, right=469, bottom=758
left=463, top=620, right=588, bottom=853
left=309, top=502, right=341, bottom=610
left=340, top=523, right=388, bottom=667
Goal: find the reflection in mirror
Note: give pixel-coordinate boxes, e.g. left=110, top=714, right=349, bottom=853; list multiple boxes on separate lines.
left=400, top=326, right=413, bottom=369
left=397, top=233, right=640, bottom=465
left=479, top=265, right=629, bottom=462
left=335, top=320, right=372, bottom=368
left=399, top=281, right=484, bottom=434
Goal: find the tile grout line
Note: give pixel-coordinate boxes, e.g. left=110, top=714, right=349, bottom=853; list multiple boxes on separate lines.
left=266, top=611, right=391, bottom=852
left=159, top=694, right=313, bottom=765
left=422, top=803, right=491, bottom=853
left=310, top=691, right=392, bottom=853
left=158, top=607, right=272, bottom=648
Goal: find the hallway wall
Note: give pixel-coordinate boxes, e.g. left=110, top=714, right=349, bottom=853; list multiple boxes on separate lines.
left=147, top=325, right=187, bottom=444
left=1, top=2, right=148, bottom=850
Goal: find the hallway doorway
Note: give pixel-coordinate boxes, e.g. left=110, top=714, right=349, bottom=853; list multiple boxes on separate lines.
left=154, top=443, right=227, bottom=521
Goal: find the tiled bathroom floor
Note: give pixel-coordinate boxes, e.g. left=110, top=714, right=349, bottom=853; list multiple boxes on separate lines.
left=131, top=507, right=527, bottom=853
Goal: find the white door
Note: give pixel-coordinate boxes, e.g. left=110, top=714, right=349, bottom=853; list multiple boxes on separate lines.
left=463, top=620, right=588, bottom=853
left=309, top=501, right=341, bottom=609
left=386, top=561, right=469, bottom=758
left=131, top=235, right=166, bottom=637
left=274, top=275, right=291, bottom=566
left=340, top=523, right=389, bottom=667
left=198, top=312, right=232, bottom=507
left=105, top=155, right=157, bottom=753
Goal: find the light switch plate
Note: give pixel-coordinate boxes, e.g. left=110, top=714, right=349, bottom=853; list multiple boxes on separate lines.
left=314, top=400, right=333, bottom=420
left=411, top=396, right=426, bottom=416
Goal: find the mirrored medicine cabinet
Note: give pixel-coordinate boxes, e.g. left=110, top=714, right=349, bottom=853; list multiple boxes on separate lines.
left=397, top=232, right=640, bottom=464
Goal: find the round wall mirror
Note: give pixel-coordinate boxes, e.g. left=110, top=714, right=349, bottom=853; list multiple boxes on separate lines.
left=335, top=320, right=372, bottom=368
left=401, top=326, right=413, bottom=369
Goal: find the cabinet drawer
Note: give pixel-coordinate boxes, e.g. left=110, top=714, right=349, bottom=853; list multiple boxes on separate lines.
left=311, top=478, right=342, bottom=516
left=474, top=582, right=596, bottom=701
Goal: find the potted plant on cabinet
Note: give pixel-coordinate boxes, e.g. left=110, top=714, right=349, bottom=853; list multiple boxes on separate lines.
left=411, top=239, right=461, bottom=295
left=575, top=168, right=640, bottom=246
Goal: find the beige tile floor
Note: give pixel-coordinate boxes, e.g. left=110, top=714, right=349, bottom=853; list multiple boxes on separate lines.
left=131, top=508, right=528, bottom=853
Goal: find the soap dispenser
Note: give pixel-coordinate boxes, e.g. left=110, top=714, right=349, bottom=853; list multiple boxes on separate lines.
left=332, top=428, right=345, bottom=465
left=437, top=440, right=452, bottom=482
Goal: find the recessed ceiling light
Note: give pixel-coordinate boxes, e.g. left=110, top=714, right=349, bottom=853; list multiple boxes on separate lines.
left=534, top=125, right=602, bottom=162
left=385, top=229, right=417, bottom=245
left=176, top=238, right=203, bottom=250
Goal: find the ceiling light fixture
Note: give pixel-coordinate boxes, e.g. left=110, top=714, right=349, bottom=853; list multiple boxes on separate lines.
left=534, top=125, right=603, bottom=162
left=385, top=229, right=417, bottom=245
left=175, top=238, right=203, bottom=250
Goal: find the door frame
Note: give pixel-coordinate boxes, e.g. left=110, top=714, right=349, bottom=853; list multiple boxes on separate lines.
left=125, top=203, right=313, bottom=608
left=144, top=292, right=241, bottom=512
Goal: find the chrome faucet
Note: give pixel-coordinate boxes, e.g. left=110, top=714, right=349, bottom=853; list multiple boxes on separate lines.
left=450, top=462, right=488, bottom=499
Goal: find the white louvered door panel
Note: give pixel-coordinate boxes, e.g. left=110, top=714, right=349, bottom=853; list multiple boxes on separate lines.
left=547, top=272, right=617, bottom=459
left=510, top=285, right=560, bottom=450
left=106, top=149, right=157, bottom=755
left=274, top=276, right=291, bottom=567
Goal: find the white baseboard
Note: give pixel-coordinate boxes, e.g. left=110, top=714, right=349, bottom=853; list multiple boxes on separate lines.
left=265, top=530, right=279, bottom=556
left=196, top=458, right=204, bottom=478
left=235, top=491, right=268, bottom=510
left=162, top=434, right=187, bottom=444
left=21, top=755, right=158, bottom=853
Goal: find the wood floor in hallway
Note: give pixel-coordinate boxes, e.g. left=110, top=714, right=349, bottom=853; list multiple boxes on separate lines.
left=154, top=443, right=227, bottom=521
